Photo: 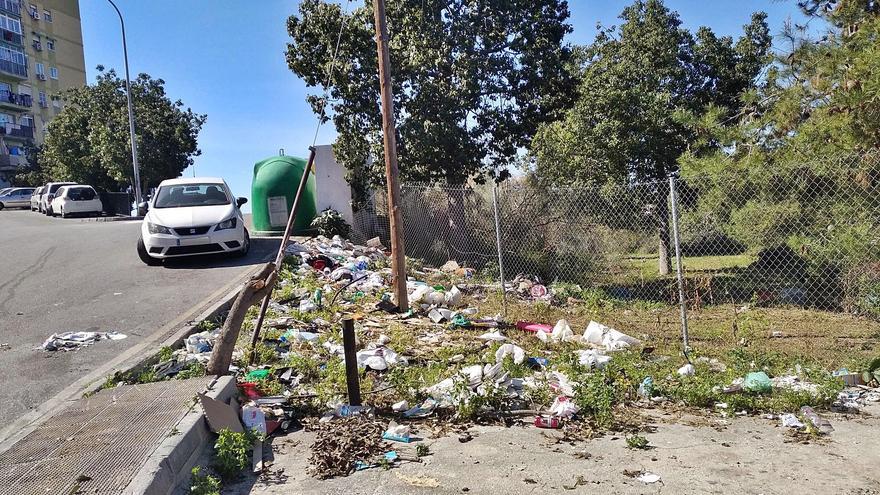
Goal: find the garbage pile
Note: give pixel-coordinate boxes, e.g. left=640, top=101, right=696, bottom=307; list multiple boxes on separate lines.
left=180, top=234, right=876, bottom=479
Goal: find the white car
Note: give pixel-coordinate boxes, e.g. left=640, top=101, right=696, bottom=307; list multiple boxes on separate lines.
left=41, top=181, right=76, bottom=214
left=137, top=177, right=249, bottom=265
left=50, top=185, right=103, bottom=218
left=30, top=186, right=44, bottom=210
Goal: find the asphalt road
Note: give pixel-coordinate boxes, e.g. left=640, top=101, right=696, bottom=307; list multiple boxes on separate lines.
left=0, top=210, right=278, bottom=424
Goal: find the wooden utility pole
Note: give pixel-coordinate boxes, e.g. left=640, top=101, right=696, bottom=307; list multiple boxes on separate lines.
left=372, top=0, right=408, bottom=309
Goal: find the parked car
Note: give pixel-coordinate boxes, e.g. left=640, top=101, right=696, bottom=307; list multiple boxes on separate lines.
left=137, top=177, right=249, bottom=265
left=50, top=185, right=103, bottom=218
left=30, top=186, right=44, bottom=211
left=0, top=187, right=35, bottom=210
left=40, top=181, right=76, bottom=215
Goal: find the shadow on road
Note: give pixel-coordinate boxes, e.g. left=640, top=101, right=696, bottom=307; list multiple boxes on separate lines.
left=160, top=238, right=281, bottom=270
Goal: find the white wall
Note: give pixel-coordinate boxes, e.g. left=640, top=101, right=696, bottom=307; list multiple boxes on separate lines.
left=313, top=144, right=354, bottom=225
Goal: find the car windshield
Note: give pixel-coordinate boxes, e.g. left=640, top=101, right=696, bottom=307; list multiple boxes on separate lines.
left=0, top=188, right=11, bottom=196
left=67, top=187, right=96, bottom=201
left=154, top=183, right=230, bottom=208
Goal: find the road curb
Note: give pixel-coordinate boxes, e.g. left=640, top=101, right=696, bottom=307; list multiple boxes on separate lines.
left=122, top=375, right=237, bottom=495
left=80, top=215, right=144, bottom=222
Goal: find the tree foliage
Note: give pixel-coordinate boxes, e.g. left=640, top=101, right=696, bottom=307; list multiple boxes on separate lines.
left=531, top=0, right=771, bottom=184
left=286, top=0, right=575, bottom=196
left=675, top=2, right=880, bottom=309
left=40, top=67, right=206, bottom=191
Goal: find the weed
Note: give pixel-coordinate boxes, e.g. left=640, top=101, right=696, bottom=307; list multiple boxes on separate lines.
left=158, top=346, right=174, bottom=362
left=626, top=434, right=650, bottom=449
left=214, top=429, right=257, bottom=480
left=243, top=343, right=279, bottom=366
left=288, top=354, right=322, bottom=382
left=416, top=444, right=430, bottom=457
left=190, top=466, right=221, bottom=495
left=177, top=361, right=206, bottom=380
left=195, top=319, right=218, bottom=332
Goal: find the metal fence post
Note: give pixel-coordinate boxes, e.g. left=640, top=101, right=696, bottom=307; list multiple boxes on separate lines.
left=492, top=181, right=508, bottom=318
left=668, top=174, right=690, bottom=353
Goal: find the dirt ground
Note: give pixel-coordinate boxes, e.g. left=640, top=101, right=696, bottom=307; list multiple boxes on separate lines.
left=209, top=402, right=880, bottom=495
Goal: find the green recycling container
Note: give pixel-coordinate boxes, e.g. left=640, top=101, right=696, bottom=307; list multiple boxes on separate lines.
left=251, top=154, right=318, bottom=236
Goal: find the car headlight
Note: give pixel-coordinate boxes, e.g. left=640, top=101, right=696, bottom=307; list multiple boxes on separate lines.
left=147, top=222, right=172, bottom=235
left=216, top=217, right=237, bottom=231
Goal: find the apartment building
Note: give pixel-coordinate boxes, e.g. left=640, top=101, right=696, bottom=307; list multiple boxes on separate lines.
left=0, top=0, right=85, bottom=186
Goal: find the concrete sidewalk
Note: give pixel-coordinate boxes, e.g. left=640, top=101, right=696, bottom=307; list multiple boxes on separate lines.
left=0, top=376, right=231, bottom=495
left=217, top=404, right=880, bottom=495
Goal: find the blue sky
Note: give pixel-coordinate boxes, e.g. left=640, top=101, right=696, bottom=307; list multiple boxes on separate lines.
left=80, top=1, right=814, bottom=206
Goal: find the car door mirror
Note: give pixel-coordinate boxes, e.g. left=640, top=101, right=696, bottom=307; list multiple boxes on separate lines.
left=236, top=197, right=248, bottom=208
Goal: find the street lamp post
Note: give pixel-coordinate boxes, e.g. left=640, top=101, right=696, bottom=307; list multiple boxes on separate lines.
left=106, top=0, right=142, bottom=215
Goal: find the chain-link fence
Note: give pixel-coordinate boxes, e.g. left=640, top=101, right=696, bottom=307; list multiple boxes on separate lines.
left=352, top=150, right=880, bottom=318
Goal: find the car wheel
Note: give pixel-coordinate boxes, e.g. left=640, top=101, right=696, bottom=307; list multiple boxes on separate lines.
left=233, top=230, right=250, bottom=258
left=0, top=203, right=5, bottom=211
left=137, top=238, right=162, bottom=266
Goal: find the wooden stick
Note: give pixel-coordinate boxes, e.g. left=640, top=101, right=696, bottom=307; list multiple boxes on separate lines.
left=342, top=319, right=362, bottom=406
left=207, top=262, right=277, bottom=375
left=372, top=0, right=408, bottom=310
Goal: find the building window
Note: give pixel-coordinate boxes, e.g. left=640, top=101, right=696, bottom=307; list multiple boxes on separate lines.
left=20, top=114, right=32, bottom=127
left=35, top=62, right=44, bottom=75
left=0, top=13, right=22, bottom=34
left=32, top=36, right=40, bottom=51
left=37, top=91, right=45, bottom=107
left=46, top=38, right=54, bottom=50
left=0, top=45, right=26, bottom=65
left=27, top=3, right=37, bottom=19
left=51, top=94, right=59, bottom=108
left=43, top=9, right=50, bottom=22
left=49, top=66, right=56, bottom=79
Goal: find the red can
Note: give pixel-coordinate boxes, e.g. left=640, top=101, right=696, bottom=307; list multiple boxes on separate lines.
left=534, top=415, right=560, bottom=429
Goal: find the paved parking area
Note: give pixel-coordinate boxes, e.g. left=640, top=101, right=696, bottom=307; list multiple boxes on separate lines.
left=0, top=210, right=277, bottom=425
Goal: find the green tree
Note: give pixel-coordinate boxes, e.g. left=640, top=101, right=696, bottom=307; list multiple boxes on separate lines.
left=40, top=67, right=206, bottom=191
left=286, top=0, right=575, bottom=194
left=531, top=0, right=770, bottom=274
left=674, top=2, right=880, bottom=310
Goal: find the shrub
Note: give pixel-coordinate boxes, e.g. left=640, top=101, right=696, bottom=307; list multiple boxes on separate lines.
left=311, top=208, right=351, bottom=238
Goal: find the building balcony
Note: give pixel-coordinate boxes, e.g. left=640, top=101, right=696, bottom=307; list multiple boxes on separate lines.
left=0, top=122, right=33, bottom=140
left=0, top=58, right=26, bottom=79
left=0, top=0, right=20, bottom=17
left=0, top=151, right=26, bottom=169
left=0, top=28, right=22, bottom=46
left=0, top=89, right=31, bottom=109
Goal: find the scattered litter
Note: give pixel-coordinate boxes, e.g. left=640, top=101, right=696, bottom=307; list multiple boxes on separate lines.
left=403, top=399, right=439, bottom=418
left=549, top=396, right=579, bottom=418
left=743, top=372, right=772, bottom=393
left=495, top=343, right=526, bottom=364
left=382, top=422, right=412, bottom=443
left=242, top=403, right=267, bottom=435
left=780, top=413, right=804, bottom=428
left=677, top=364, right=695, bottom=376
left=637, top=472, right=661, bottom=484
left=199, top=393, right=244, bottom=433
left=478, top=330, right=507, bottom=341
left=534, top=415, right=561, bottom=429
left=584, top=320, right=640, bottom=350
left=392, top=400, right=409, bottom=412
left=638, top=377, right=654, bottom=398
left=576, top=349, right=611, bottom=369
left=41, top=331, right=127, bottom=351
